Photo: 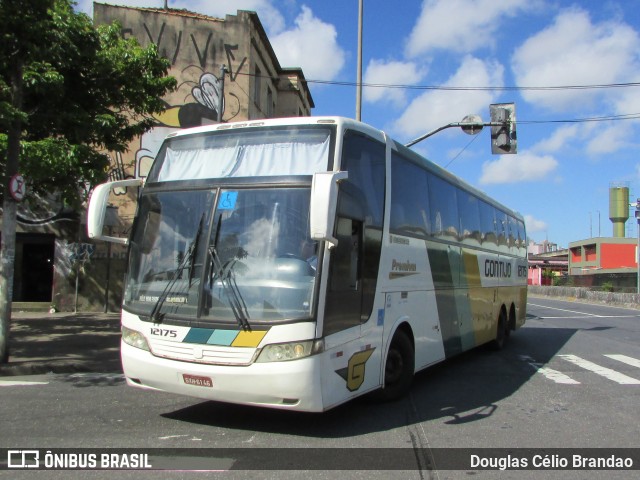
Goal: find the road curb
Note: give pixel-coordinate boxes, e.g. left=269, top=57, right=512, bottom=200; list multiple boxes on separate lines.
left=0, top=361, right=123, bottom=377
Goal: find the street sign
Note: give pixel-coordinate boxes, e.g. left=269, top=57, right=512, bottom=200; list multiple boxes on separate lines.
left=9, top=174, right=26, bottom=202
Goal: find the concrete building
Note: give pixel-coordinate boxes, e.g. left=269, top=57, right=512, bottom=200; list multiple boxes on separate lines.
left=567, top=185, right=637, bottom=290
left=94, top=3, right=314, bottom=184
left=528, top=239, right=560, bottom=255
left=2, top=4, right=314, bottom=312
left=528, top=249, right=568, bottom=286
left=568, top=237, right=638, bottom=289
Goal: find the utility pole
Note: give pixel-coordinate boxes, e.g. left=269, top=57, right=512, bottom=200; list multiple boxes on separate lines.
left=355, top=0, right=363, bottom=121
left=0, top=61, right=24, bottom=363
left=635, top=199, right=640, bottom=296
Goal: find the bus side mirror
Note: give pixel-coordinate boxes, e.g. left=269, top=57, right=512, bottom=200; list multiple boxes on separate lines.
left=310, top=171, right=348, bottom=248
left=87, top=178, right=143, bottom=244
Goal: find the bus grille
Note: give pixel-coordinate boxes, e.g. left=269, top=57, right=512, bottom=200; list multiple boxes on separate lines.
left=148, top=338, right=256, bottom=365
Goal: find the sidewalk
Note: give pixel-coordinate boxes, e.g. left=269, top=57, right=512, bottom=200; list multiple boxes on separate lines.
left=0, top=312, right=122, bottom=377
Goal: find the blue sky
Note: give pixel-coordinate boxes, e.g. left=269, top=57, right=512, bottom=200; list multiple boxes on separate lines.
left=76, top=1, right=640, bottom=248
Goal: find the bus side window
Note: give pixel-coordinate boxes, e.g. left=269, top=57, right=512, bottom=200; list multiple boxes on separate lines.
left=330, top=217, right=361, bottom=291
left=480, top=202, right=497, bottom=246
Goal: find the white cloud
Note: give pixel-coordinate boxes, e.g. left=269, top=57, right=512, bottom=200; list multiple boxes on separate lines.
left=613, top=89, right=640, bottom=119
left=363, top=60, right=425, bottom=107
left=405, top=0, right=533, bottom=57
left=533, top=125, right=579, bottom=153
left=524, top=214, right=548, bottom=233
left=512, top=8, right=640, bottom=112
left=393, top=56, right=503, bottom=138
left=531, top=121, right=634, bottom=158
left=172, top=0, right=286, bottom=34
left=479, top=152, right=558, bottom=185
left=270, top=6, right=345, bottom=81
left=82, top=1, right=344, bottom=80
left=77, top=1, right=286, bottom=36
left=586, top=123, right=632, bottom=155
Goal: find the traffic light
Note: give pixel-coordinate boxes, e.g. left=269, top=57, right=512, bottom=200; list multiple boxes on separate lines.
left=490, top=103, right=517, bottom=154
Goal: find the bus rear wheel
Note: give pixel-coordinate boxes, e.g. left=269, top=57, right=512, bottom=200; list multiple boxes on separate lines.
left=374, top=329, right=414, bottom=401
left=490, top=308, right=508, bottom=350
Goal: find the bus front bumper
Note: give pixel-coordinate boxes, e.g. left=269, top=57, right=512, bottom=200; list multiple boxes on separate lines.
left=121, top=342, right=325, bottom=412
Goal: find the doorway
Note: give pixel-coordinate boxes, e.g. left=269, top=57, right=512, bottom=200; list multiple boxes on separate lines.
left=14, top=234, right=55, bottom=302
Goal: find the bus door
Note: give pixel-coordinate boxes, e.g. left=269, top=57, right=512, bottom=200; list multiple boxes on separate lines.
left=319, top=132, right=386, bottom=407
left=323, top=216, right=363, bottom=337
left=321, top=214, right=383, bottom=407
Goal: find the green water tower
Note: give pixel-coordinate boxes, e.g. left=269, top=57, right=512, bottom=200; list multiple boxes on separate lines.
left=609, top=185, right=629, bottom=238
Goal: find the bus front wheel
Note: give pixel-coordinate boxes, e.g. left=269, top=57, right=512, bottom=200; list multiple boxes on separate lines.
left=375, top=329, right=415, bottom=401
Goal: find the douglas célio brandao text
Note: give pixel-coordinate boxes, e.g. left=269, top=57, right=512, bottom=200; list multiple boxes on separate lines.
left=470, top=453, right=634, bottom=470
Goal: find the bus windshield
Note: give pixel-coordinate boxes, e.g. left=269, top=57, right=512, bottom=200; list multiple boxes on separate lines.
left=124, top=187, right=317, bottom=325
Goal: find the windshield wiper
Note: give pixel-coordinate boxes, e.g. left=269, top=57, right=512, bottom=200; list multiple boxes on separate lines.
left=188, top=215, right=205, bottom=288
left=150, top=214, right=204, bottom=323
left=209, top=246, right=251, bottom=331
left=208, top=214, right=251, bottom=331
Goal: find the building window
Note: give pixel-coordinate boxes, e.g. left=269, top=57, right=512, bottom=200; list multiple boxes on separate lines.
left=570, top=247, right=582, bottom=263
left=254, top=65, right=262, bottom=108
left=267, top=87, right=273, bottom=117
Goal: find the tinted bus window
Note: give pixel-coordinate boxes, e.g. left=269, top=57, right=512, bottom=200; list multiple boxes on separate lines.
left=480, top=201, right=497, bottom=247
left=517, top=219, right=527, bottom=256
left=508, top=215, right=519, bottom=253
left=428, top=174, right=458, bottom=240
left=458, top=190, right=481, bottom=245
left=390, top=153, right=430, bottom=238
left=496, top=210, right=509, bottom=249
left=341, top=132, right=385, bottom=226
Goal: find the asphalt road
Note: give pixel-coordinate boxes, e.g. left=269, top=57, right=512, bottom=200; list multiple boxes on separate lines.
left=1, top=296, right=639, bottom=479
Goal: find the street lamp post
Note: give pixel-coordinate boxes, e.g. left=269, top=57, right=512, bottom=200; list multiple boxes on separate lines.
left=635, top=199, right=640, bottom=296
left=355, top=0, right=363, bottom=121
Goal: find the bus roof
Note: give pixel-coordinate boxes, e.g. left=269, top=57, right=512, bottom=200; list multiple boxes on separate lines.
left=164, top=116, right=523, bottom=221
left=164, top=116, right=377, bottom=140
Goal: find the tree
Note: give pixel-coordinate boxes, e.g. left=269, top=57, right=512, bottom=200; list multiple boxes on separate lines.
left=0, top=0, right=176, bottom=362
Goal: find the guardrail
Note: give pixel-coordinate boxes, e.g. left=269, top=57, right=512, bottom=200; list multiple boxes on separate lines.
left=528, top=286, right=640, bottom=309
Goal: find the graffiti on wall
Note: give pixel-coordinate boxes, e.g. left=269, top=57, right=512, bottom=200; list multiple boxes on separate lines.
left=16, top=193, right=77, bottom=226
left=106, top=19, right=249, bottom=192
left=122, top=21, right=247, bottom=126
left=154, top=70, right=237, bottom=128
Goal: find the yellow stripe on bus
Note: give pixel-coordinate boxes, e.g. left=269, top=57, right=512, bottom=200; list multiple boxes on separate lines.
left=231, top=330, right=268, bottom=347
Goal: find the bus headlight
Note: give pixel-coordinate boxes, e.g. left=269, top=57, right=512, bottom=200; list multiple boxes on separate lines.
left=255, top=339, right=323, bottom=363
left=122, top=326, right=150, bottom=352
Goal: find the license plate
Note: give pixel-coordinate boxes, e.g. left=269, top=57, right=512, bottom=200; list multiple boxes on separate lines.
left=182, top=374, right=213, bottom=387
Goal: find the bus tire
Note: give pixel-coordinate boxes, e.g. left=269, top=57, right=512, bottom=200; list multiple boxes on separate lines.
left=374, top=329, right=414, bottom=401
left=490, top=308, right=508, bottom=351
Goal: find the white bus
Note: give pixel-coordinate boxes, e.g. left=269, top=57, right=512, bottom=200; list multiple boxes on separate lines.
left=88, top=117, right=527, bottom=412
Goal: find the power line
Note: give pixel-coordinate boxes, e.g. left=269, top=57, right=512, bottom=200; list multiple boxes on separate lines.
left=306, top=79, right=640, bottom=92
left=444, top=133, right=480, bottom=169
left=234, top=70, right=640, bottom=92
left=519, top=113, right=640, bottom=124
left=231, top=70, right=640, bottom=124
